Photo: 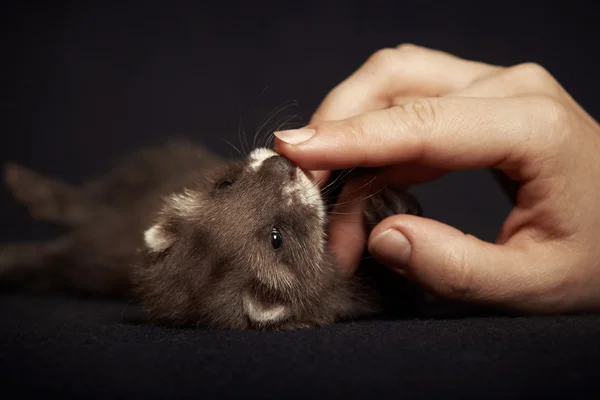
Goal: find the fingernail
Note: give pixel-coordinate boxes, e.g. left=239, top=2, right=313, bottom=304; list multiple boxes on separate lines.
left=274, top=128, right=316, bottom=145
left=369, top=229, right=412, bottom=274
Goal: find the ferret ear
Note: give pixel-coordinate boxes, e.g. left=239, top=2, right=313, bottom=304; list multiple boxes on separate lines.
left=242, top=292, right=289, bottom=326
left=143, top=189, right=199, bottom=253
left=143, top=224, right=174, bottom=253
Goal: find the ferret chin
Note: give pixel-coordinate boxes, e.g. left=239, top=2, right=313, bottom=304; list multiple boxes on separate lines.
left=1, top=140, right=422, bottom=330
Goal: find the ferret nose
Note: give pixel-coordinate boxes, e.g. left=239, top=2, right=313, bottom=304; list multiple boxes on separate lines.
left=265, top=156, right=297, bottom=180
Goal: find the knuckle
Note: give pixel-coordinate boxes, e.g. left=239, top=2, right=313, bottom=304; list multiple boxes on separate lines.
left=387, top=99, right=443, bottom=162
left=342, top=118, right=374, bottom=165
left=344, top=117, right=369, bottom=146
left=529, top=96, right=571, bottom=152
left=396, top=98, right=441, bottom=130
left=395, top=43, right=422, bottom=52
left=506, top=62, right=558, bottom=91
left=365, top=48, right=401, bottom=72
left=537, top=96, right=569, bottom=126
left=512, top=62, right=550, bottom=79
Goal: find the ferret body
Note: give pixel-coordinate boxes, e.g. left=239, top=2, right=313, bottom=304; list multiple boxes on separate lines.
left=1, top=140, right=422, bottom=330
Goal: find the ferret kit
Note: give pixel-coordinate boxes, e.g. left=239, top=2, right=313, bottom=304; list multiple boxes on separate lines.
left=1, top=141, right=423, bottom=330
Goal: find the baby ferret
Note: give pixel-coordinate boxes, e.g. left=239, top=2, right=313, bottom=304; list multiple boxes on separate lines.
left=0, top=140, right=422, bottom=330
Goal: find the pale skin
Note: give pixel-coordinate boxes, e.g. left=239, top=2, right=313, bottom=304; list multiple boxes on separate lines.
left=274, top=44, right=600, bottom=315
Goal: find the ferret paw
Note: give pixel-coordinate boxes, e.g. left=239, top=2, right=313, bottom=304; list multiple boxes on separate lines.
left=364, top=187, right=422, bottom=227
left=4, top=163, right=59, bottom=219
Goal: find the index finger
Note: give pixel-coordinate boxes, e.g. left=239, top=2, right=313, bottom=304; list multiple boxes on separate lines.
left=276, top=96, right=557, bottom=181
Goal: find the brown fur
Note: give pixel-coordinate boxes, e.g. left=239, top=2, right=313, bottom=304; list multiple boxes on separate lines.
left=1, top=140, right=421, bottom=330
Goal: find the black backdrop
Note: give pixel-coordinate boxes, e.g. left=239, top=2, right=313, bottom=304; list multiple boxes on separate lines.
left=2, top=2, right=600, bottom=398
left=4, top=1, right=599, bottom=244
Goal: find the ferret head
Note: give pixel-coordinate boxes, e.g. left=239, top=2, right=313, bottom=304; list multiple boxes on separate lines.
left=133, top=148, right=372, bottom=330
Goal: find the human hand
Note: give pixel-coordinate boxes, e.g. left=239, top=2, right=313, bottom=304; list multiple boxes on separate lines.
left=274, top=44, right=600, bottom=314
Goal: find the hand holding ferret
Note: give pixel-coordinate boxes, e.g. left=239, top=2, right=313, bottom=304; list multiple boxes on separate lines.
left=275, top=44, right=600, bottom=314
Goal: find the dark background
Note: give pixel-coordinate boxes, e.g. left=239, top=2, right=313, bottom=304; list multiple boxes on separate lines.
left=2, top=2, right=600, bottom=397
left=4, top=0, right=599, bottom=244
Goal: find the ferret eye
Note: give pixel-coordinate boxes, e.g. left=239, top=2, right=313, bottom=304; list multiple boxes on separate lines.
left=215, top=178, right=234, bottom=190
left=271, top=227, right=282, bottom=249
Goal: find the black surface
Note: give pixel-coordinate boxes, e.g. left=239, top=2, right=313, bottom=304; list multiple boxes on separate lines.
left=2, top=1, right=600, bottom=398
left=1, top=293, right=599, bottom=399
left=0, top=296, right=600, bottom=398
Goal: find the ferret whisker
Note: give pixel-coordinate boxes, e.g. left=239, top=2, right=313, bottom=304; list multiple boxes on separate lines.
left=273, top=113, right=301, bottom=133
left=261, top=132, right=273, bottom=150
left=346, top=176, right=378, bottom=196
left=319, top=168, right=356, bottom=196
left=304, top=173, right=331, bottom=194
left=253, top=100, right=298, bottom=149
left=261, top=131, right=277, bottom=150
left=317, top=175, right=380, bottom=208
left=322, top=168, right=354, bottom=191
left=326, top=201, right=385, bottom=217
left=242, top=124, right=250, bottom=156
left=302, top=165, right=353, bottom=197
left=255, top=85, right=269, bottom=100
left=320, top=166, right=379, bottom=200
left=261, top=113, right=302, bottom=149
left=326, top=186, right=387, bottom=208
left=220, top=138, right=244, bottom=158
left=237, top=113, right=249, bottom=156
left=314, top=174, right=329, bottom=188
left=255, top=121, right=277, bottom=151
left=237, top=87, right=269, bottom=156
left=261, top=100, right=298, bottom=131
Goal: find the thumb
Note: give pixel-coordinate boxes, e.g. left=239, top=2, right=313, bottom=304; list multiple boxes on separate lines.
left=367, top=214, right=540, bottom=308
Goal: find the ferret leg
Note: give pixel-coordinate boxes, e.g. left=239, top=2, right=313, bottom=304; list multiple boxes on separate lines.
left=0, top=235, right=132, bottom=297
left=3, top=163, right=99, bottom=226
left=0, top=238, right=71, bottom=282
left=363, top=187, right=422, bottom=227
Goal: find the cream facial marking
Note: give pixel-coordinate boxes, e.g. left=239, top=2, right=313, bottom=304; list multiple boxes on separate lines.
left=167, top=189, right=199, bottom=216
left=243, top=292, right=288, bottom=323
left=247, top=147, right=324, bottom=217
left=282, top=170, right=325, bottom=221
left=248, top=148, right=278, bottom=171
left=144, top=225, right=171, bottom=252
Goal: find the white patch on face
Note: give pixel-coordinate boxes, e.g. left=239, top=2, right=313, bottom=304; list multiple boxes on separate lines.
left=248, top=148, right=278, bottom=171
left=247, top=148, right=324, bottom=220
left=243, top=292, right=287, bottom=324
left=247, top=147, right=326, bottom=253
left=167, top=189, right=199, bottom=216
left=144, top=224, right=172, bottom=252
left=283, top=169, right=326, bottom=222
